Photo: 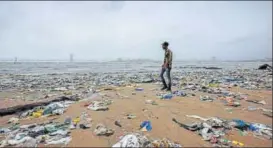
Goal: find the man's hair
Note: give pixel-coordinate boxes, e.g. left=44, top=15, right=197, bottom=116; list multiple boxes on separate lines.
left=162, top=41, right=169, bottom=46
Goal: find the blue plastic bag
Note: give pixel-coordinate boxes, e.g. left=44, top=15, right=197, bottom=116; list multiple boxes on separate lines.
left=233, top=119, right=246, bottom=127
left=233, top=119, right=249, bottom=130
left=140, top=121, right=152, bottom=131
left=249, top=124, right=259, bottom=131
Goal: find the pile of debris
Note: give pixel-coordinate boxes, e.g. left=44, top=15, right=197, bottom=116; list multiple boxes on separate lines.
left=87, top=99, right=113, bottom=111
left=0, top=95, right=80, bottom=116
left=112, top=133, right=182, bottom=147
left=19, top=101, right=75, bottom=119
left=172, top=115, right=272, bottom=147
left=0, top=120, right=72, bottom=147
left=0, top=111, right=94, bottom=147
left=94, top=124, right=114, bottom=136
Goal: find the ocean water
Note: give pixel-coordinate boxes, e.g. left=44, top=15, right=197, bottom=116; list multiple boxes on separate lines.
left=0, top=61, right=270, bottom=75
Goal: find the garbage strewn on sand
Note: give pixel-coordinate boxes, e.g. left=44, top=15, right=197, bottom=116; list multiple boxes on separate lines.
left=0, top=62, right=272, bottom=147
left=0, top=119, right=73, bottom=147
left=173, top=115, right=272, bottom=147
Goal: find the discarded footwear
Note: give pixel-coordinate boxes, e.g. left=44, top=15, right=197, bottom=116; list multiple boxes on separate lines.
left=127, top=114, right=136, bottom=119
left=114, top=121, right=122, bottom=127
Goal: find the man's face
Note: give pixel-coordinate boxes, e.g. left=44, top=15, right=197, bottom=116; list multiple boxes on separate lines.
left=162, top=45, right=167, bottom=50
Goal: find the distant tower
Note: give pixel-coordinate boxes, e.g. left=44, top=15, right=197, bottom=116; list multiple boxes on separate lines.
left=14, top=57, right=17, bottom=64
left=70, top=54, right=74, bottom=62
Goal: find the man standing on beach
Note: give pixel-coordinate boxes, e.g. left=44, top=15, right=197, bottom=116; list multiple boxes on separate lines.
left=160, top=41, right=173, bottom=91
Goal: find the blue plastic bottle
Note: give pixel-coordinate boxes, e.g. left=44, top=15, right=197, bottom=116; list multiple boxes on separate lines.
left=135, top=88, right=144, bottom=91
left=163, top=94, right=173, bottom=99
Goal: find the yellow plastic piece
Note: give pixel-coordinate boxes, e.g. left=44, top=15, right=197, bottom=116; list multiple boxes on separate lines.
left=32, top=112, right=42, bottom=118
left=232, top=140, right=244, bottom=147
left=232, top=141, right=238, bottom=145
left=37, top=109, right=44, bottom=113
left=73, top=117, right=80, bottom=124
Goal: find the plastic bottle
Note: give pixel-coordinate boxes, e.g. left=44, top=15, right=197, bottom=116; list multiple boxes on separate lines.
left=64, top=117, right=72, bottom=125
left=135, top=88, right=144, bottom=91
left=162, top=94, right=173, bottom=99
left=247, top=106, right=257, bottom=111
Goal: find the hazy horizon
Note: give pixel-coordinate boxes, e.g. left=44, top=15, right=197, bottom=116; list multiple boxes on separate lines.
left=0, top=57, right=272, bottom=62
left=0, top=1, right=272, bottom=61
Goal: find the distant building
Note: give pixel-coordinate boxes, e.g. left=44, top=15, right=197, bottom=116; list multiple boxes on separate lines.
left=14, top=57, right=17, bottom=64
left=70, top=54, right=74, bottom=62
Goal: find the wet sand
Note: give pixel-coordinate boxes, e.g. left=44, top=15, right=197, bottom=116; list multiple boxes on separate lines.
left=0, top=83, right=272, bottom=147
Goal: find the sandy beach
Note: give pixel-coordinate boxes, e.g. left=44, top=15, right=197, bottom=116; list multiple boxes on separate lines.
left=0, top=82, right=272, bottom=147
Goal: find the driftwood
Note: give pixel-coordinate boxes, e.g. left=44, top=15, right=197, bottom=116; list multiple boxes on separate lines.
left=0, top=96, right=78, bottom=116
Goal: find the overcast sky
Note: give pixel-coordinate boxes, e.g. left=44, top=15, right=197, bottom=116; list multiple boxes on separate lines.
left=0, top=1, right=272, bottom=61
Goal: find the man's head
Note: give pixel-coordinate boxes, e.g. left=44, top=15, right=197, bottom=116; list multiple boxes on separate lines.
left=162, top=41, right=169, bottom=50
